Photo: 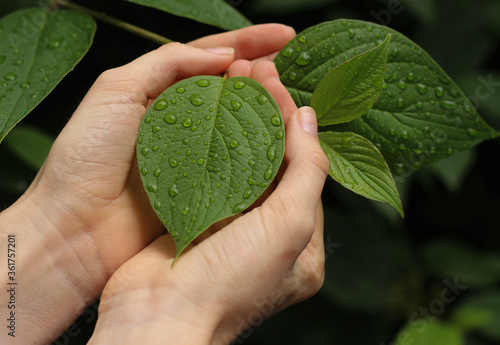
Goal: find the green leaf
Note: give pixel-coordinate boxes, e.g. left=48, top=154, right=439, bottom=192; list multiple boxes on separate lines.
left=426, top=149, right=476, bottom=193
left=392, top=320, right=464, bottom=345
left=126, top=0, right=252, bottom=30
left=319, top=131, right=404, bottom=217
left=452, top=291, right=500, bottom=340
left=275, top=20, right=499, bottom=176
left=422, top=239, right=500, bottom=288
left=137, top=76, right=284, bottom=257
left=0, top=8, right=96, bottom=143
left=311, top=34, right=390, bottom=126
left=3, top=124, right=54, bottom=170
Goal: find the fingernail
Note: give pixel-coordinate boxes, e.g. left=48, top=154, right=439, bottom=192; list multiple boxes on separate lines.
left=205, top=47, right=235, bottom=55
left=298, top=107, right=318, bottom=136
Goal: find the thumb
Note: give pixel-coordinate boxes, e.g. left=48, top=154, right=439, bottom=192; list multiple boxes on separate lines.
left=262, top=106, right=330, bottom=249
left=86, top=43, right=235, bottom=106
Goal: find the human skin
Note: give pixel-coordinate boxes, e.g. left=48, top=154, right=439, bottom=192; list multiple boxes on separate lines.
left=0, top=24, right=329, bottom=344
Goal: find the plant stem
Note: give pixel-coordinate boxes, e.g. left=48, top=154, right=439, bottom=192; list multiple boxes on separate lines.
left=55, top=0, right=173, bottom=45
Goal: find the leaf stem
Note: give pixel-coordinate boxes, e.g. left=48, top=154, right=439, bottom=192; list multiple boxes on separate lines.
left=55, top=0, right=173, bottom=45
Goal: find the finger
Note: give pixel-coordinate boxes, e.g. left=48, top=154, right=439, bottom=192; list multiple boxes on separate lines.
left=189, top=24, right=295, bottom=61
left=251, top=61, right=279, bottom=84
left=227, top=60, right=252, bottom=78
left=261, top=76, right=297, bottom=126
left=261, top=107, right=329, bottom=253
left=84, top=43, right=235, bottom=110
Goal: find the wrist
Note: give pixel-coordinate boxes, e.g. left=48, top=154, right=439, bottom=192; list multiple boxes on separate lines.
left=0, top=191, right=107, bottom=343
left=89, top=285, right=222, bottom=345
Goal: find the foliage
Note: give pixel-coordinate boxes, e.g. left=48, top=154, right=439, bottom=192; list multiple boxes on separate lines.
left=0, top=1, right=499, bottom=345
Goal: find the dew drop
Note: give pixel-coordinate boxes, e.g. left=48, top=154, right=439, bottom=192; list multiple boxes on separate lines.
left=3, top=73, right=16, bottom=81
left=146, top=183, right=157, bottom=193
left=289, top=72, right=297, bottom=81
left=348, top=29, right=355, bottom=39
left=243, top=188, right=253, bottom=199
left=154, top=167, right=161, bottom=177
left=231, top=100, right=242, bottom=111
left=163, top=112, right=177, bottom=124
left=154, top=201, right=161, bottom=210
left=271, top=114, right=282, bottom=126
left=171, top=97, right=177, bottom=104
left=196, top=79, right=211, bottom=87
left=396, top=80, right=407, bottom=90
left=155, top=99, right=168, bottom=110
left=189, top=94, right=204, bottom=106
left=416, top=83, right=428, bottom=94
left=183, top=117, right=193, bottom=127
left=264, top=166, right=273, bottom=180
left=401, top=131, right=409, bottom=140
left=389, top=128, right=396, bottom=136
left=141, top=147, right=149, bottom=156
left=276, top=129, right=284, bottom=139
left=13, top=58, right=24, bottom=66
left=233, top=80, right=246, bottom=89
left=440, top=100, right=458, bottom=109
left=141, top=167, right=148, bottom=175
left=416, top=101, right=423, bottom=109
left=176, top=86, right=186, bottom=93
left=397, top=98, right=404, bottom=108
left=447, top=148, right=453, bottom=156
left=230, top=139, right=240, bottom=148
left=169, top=157, right=179, bottom=167
left=152, top=145, right=159, bottom=151
left=281, top=46, right=294, bottom=58
left=330, top=47, right=336, bottom=55
left=182, top=207, right=189, bottom=215
left=424, top=112, right=432, bottom=118
left=295, top=52, right=312, bottom=66
left=144, top=116, right=152, bottom=123
left=467, top=128, right=478, bottom=137
left=197, top=158, right=205, bottom=165
left=152, top=126, right=160, bottom=133
left=267, top=144, right=277, bottom=162
left=298, top=35, right=307, bottom=43
left=435, top=87, right=445, bottom=98
left=48, top=40, right=61, bottom=49
left=232, top=201, right=246, bottom=214
left=248, top=159, right=255, bottom=168
left=256, top=94, right=267, bottom=105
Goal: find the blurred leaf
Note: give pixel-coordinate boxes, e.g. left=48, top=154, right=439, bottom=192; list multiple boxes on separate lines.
left=321, top=206, right=413, bottom=312
left=422, top=239, right=500, bottom=288
left=319, top=131, right=403, bottom=216
left=251, top=0, right=339, bottom=15
left=0, top=8, right=96, bottom=142
left=392, top=320, right=464, bottom=345
left=0, top=0, right=43, bottom=15
left=400, top=0, right=437, bottom=26
left=3, top=124, right=54, bottom=170
left=126, top=0, right=252, bottom=30
left=426, top=149, right=476, bottom=193
left=452, top=291, right=500, bottom=341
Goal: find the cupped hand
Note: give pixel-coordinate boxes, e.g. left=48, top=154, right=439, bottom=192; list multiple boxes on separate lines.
left=22, top=24, right=296, bottom=275
left=88, top=61, right=330, bottom=345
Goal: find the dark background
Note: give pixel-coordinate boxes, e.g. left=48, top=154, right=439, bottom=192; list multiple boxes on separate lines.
left=1, top=0, right=500, bottom=344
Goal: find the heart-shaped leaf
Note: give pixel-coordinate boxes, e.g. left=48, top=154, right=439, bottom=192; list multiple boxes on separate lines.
left=311, top=34, right=390, bottom=126
left=275, top=20, right=499, bottom=176
left=126, top=0, right=252, bottom=31
left=137, top=76, right=284, bottom=257
left=319, top=131, right=403, bottom=217
left=0, top=8, right=96, bottom=142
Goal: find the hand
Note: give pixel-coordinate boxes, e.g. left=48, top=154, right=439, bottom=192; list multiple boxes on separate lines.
left=87, top=61, right=330, bottom=345
left=0, top=24, right=296, bottom=344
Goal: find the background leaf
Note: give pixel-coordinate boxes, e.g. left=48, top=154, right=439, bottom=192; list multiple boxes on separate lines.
left=319, top=131, right=403, bottom=216
left=392, top=320, right=464, bottom=345
left=422, top=239, right=500, bottom=288
left=137, top=76, right=284, bottom=256
left=311, top=34, right=390, bottom=125
left=3, top=124, right=54, bottom=170
left=126, top=0, right=252, bottom=30
left=0, top=8, right=96, bottom=143
left=275, top=20, right=498, bottom=176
